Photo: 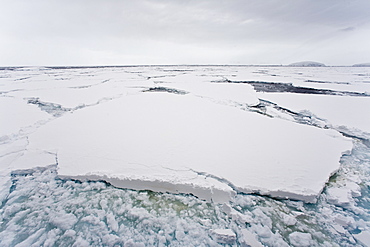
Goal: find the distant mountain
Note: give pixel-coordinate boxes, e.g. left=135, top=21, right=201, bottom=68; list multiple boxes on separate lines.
left=352, top=63, right=370, bottom=67
left=288, top=61, right=326, bottom=67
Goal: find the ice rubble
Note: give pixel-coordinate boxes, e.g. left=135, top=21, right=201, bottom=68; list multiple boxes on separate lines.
left=288, top=232, right=313, bottom=247
left=0, top=167, right=229, bottom=246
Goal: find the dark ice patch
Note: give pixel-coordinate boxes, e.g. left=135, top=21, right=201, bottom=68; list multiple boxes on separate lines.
left=14, top=77, right=31, bottom=81
left=0, top=67, right=21, bottom=71
left=143, top=87, right=188, bottom=95
left=27, top=98, right=71, bottom=117
left=161, top=69, right=194, bottom=72
left=221, top=80, right=370, bottom=97
left=305, top=80, right=349, bottom=85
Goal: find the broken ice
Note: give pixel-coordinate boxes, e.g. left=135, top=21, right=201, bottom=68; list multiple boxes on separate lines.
left=1, top=65, right=370, bottom=246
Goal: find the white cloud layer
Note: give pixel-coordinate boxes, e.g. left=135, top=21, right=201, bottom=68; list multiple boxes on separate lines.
left=1, top=0, right=370, bottom=66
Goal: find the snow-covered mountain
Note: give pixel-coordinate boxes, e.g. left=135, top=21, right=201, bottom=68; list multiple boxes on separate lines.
left=288, top=61, right=326, bottom=67
left=353, top=63, right=370, bottom=67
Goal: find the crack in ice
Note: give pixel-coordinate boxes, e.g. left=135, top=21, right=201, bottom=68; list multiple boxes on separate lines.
left=218, top=80, right=370, bottom=97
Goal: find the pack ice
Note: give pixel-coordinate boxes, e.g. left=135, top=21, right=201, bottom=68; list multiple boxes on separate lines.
left=0, top=66, right=356, bottom=204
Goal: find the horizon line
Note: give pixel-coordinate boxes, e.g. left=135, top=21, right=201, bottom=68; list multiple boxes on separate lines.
left=1, top=63, right=370, bottom=69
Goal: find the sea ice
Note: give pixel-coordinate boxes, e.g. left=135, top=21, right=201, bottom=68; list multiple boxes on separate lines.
left=1, top=65, right=369, bottom=246
left=257, top=93, right=370, bottom=135
left=25, top=91, right=351, bottom=202
left=0, top=97, right=50, bottom=138
left=353, top=230, right=370, bottom=247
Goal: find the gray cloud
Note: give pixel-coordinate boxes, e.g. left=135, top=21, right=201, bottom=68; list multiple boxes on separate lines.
left=1, top=0, right=370, bottom=65
left=340, top=27, right=356, bottom=32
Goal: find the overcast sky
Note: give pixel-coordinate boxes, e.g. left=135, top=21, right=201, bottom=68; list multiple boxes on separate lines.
left=1, top=0, right=370, bottom=66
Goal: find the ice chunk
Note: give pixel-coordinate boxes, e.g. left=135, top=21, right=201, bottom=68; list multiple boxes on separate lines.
left=288, top=232, right=313, bottom=247
left=326, top=187, right=354, bottom=207
left=26, top=92, right=351, bottom=203
left=332, top=224, right=346, bottom=234
left=50, top=211, right=77, bottom=230
left=124, top=239, right=145, bottom=247
left=282, top=214, right=297, bottom=226
left=334, top=214, right=356, bottom=228
left=353, top=230, right=370, bottom=247
left=240, top=229, right=263, bottom=247
left=325, top=182, right=361, bottom=208
left=211, top=229, right=236, bottom=244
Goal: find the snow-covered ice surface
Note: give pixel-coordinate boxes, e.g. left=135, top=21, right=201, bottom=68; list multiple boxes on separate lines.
left=1, top=65, right=370, bottom=246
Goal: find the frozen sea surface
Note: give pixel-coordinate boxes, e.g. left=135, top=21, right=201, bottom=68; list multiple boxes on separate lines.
left=1, top=65, right=370, bottom=246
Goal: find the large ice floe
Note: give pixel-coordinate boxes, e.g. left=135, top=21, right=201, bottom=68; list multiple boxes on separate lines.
left=1, top=66, right=370, bottom=246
